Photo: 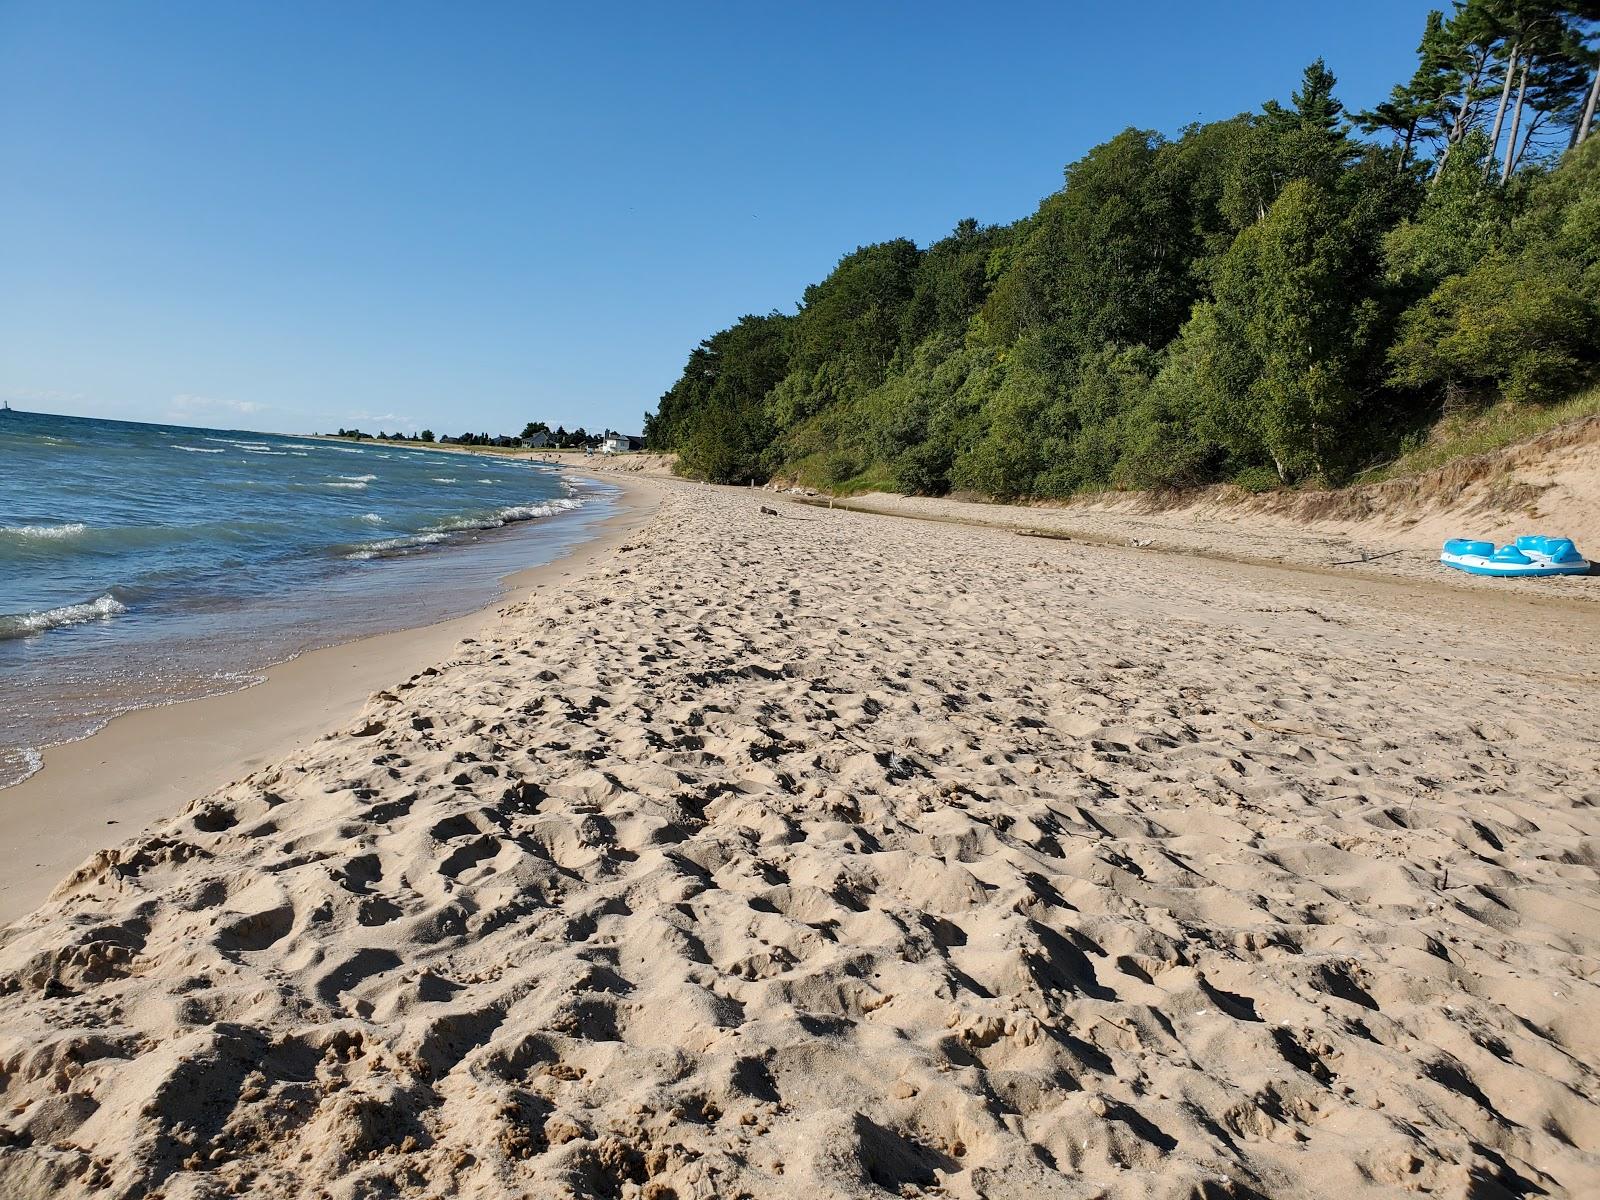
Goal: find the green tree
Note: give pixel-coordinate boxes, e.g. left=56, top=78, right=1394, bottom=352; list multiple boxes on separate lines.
left=642, top=15, right=1600, bottom=497
left=1201, top=180, right=1384, bottom=482
left=1385, top=131, right=1515, bottom=286
left=899, top=219, right=1011, bottom=352
left=1262, top=59, right=1359, bottom=188
left=650, top=313, right=791, bottom=482
left=983, top=129, right=1202, bottom=353
left=790, top=240, right=921, bottom=392
left=1359, top=11, right=1467, bottom=173
left=1113, top=338, right=1223, bottom=489
left=1390, top=254, right=1597, bottom=402
left=1391, top=136, right=1600, bottom=404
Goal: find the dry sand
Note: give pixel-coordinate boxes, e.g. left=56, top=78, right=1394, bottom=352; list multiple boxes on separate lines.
left=0, top=479, right=1596, bottom=1199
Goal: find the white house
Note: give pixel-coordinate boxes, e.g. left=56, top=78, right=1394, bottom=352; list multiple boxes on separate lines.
left=601, top=432, right=633, bottom=454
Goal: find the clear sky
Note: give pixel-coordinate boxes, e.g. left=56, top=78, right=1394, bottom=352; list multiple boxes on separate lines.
left=1, top=1, right=1442, bottom=438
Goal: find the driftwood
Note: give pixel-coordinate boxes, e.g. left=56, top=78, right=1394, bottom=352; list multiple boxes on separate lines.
left=1329, top=549, right=1404, bottom=566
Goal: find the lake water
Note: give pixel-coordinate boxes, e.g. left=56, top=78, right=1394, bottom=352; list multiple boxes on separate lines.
left=0, top=409, right=615, bottom=786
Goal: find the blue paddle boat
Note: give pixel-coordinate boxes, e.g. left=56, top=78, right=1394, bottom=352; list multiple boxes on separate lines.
left=1440, top=535, right=1590, bottom=578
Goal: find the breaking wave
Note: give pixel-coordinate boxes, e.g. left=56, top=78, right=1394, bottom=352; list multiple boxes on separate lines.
left=346, top=498, right=583, bottom=559
left=0, top=593, right=128, bottom=641
left=344, top=532, right=450, bottom=560
left=1, top=522, right=88, bottom=540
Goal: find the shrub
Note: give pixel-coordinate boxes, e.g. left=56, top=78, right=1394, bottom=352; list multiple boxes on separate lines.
left=1389, top=256, right=1599, bottom=407
left=1231, top=465, right=1283, bottom=493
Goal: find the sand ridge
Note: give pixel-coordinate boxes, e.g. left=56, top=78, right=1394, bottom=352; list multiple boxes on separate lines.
left=0, top=481, right=1596, bottom=1198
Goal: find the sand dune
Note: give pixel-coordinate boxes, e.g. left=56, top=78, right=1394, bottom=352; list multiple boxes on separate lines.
left=1, top=480, right=1597, bottom=1198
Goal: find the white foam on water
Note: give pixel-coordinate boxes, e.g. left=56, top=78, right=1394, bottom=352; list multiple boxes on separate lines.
left=431, top=477, right=458, bottom=484
left=345, top=532, right=449, bottom=560
left=325, top=481, right=367, bottom=490
left=341, top=474, right=378, bottom=482
left=174, top=445, right=226, bottom=454
left=0, top=593, right=127, bottom=640
left=358, top=512, right=384, bottom=523
left=345, top=495, right=581, bottom=559
left=205, top=437, right=275, bottom=451
left=498, top=499, right=582, bottom=522
left=424, top=498, right=583, bottom=535
left=0, top=745, right=44, bottom=789
left=1, top=522, right=88, bottom=540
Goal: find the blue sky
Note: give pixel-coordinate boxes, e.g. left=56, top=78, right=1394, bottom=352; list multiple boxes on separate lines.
left=1, top=1, right=1442, bottom=437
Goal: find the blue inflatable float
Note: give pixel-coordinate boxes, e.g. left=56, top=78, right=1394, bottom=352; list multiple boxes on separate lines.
left=1440, top=535, right=1591, bottom=578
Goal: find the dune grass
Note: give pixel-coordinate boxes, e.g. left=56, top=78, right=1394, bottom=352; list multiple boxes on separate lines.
left=1356, top=386, right=1600, bottom=485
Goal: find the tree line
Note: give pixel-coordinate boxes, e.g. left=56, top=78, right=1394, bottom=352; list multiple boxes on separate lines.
left=518, top=422, right=618, bottom=448
left=328, top=424, right=632, bottom=448
left=332, top=427, right=436, bottom=442
left=644, top=2, right=1600, bottom=497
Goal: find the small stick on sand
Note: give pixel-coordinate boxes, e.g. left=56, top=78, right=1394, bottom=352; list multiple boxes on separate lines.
left=1329, top=548, right=1404, bottom=566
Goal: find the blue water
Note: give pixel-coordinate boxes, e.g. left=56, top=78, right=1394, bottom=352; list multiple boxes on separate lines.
left=0, top=409, right=615, bottom=786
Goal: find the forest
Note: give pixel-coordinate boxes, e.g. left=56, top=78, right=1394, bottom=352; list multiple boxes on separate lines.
left=643, top=2, right=1600, bottom=499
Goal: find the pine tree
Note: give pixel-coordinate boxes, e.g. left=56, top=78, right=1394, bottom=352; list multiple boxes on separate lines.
left=1359, top=11, right=1465, bottom=172
left=1442, top=0, right=1510, bottom=152
left=1487, top=1, right=1590, bottom=178
left=1262, top=59, right=1356, bottom=187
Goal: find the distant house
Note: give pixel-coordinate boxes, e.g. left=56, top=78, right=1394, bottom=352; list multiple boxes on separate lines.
left=525, top=431, right=551, bottom=448
left=601, top=433, right=643, bottom=454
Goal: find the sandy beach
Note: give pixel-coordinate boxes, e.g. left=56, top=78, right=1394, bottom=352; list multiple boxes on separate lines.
left=0, top=477, right=1596, bottom=1198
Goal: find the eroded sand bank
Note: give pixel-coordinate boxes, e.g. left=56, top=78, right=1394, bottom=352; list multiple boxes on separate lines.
left=0, top=480, right=1596, bottom=1199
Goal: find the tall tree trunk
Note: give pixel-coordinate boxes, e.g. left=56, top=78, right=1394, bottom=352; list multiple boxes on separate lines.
left=1515, top=110, right=1547, bottom=171
left=1500, top=57, right=1529, bottom=184
left=1399, top=121, right=1416, bottom=176
left=1485, top=44, right=1519, bottom=177
left=1449, top=81, right=1474, bottom=144
left=1449, top=47, right=1491, bottom=144
left=1437, top=50, right=1490, bottom=180
left=1579, top=58, right=1600, bottom=146
left=1439, top=82, right=1471, bottom=175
